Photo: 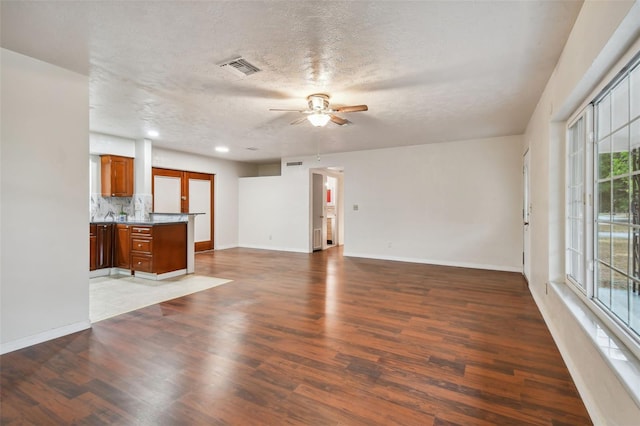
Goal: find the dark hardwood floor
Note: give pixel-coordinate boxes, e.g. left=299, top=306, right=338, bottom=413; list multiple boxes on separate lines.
left=1, top=247, right=591, bottom=425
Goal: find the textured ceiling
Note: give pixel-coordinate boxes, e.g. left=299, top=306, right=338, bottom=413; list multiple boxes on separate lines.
left=1, top=1, right=583, bottom=163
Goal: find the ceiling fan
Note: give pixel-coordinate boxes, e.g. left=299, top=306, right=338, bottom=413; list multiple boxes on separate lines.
left=269, top=93, right=368, bottom=127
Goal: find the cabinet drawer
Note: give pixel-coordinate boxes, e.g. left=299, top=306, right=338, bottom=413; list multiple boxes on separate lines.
left=131, top=237, right=152, bottom=253
left=131, top=226, right=152, bottom=236
left=131, top=254, right=152, bottom=272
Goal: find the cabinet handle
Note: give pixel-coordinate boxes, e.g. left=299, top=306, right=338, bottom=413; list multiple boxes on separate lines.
left=138, top=244, right=142, bottom=247
left=138, top=261, right=142, bottom=265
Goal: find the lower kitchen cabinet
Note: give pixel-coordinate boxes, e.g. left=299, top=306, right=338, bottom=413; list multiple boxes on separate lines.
left=90, top=221, right=186, bottom=277
left=130, top=223, right=186, bottom=274
left=89, top=224, right=97, bottom=271
left=96, top=223, right=113, bottom=269
left=115, top=223, right=131, bottom=269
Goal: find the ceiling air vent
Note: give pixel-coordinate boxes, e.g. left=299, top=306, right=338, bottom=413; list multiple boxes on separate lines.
left=286, top=161, right=303, bottom=167
left=219, top=57, right=261, bottom=77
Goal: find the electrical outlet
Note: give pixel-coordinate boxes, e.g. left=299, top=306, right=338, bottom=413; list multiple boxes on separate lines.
left=268, top=235, right=272, bottom=241
left=387, top=242, right=392, bottom=248
left=353, top=204, right=359, bottom=211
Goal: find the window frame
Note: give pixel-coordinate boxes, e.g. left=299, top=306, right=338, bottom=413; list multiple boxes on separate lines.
left=565, top=51, right=640, bottom=360
left=566, top=107, right=593, bottom=295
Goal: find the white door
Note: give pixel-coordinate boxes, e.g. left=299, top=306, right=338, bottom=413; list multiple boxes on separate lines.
left=523, top=150, right=531, bottom=282
left=154, top=174, right=182, bottom=213
left=188, top=174, right=213, bottom=251
left=312, top=173, right=327, bottom=251
left=152, top=168, right=214, bottom=251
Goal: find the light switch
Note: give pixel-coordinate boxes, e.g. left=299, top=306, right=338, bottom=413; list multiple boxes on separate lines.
left=353, top=204, right=359, bottom=211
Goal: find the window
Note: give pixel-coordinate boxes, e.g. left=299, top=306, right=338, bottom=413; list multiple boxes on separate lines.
left=568, top=52, right=640, bottom=342
left=567, top=115, right=587, bottom=290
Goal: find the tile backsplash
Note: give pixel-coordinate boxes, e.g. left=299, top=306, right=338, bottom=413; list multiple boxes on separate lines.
left=90, top=193, right=152, bottom=222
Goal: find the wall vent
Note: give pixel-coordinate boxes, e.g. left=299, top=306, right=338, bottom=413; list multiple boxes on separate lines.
left=313, top=228, right=322, bottom=250
left=219, top=57, right=261, bottom=77
left=286, top=161, right=303, bottom=167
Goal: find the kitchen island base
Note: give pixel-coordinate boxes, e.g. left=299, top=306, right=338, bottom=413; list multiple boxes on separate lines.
left=89, top=221, right=188, bottom=281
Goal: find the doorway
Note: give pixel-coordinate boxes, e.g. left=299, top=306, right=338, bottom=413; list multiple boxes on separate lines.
left=312, top=173, right=326, bottom=251
left=152, top=168, right=214, bottom=252
left=325, top=175, right=338, bottom=247
left=311, top=169, right=343, bottom=252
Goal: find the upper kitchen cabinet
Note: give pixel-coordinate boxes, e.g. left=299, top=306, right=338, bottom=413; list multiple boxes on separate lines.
left=101, top=155, right=134, bottom=197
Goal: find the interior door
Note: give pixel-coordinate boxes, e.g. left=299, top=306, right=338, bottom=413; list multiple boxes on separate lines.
left=312, top=173, right=327, bottom=251
left=152, top=168, right=214, bottom=252
left=523, top=149, right=531, bottom=282
left=153, top=168, right=182, bottom=213
left=187, top=172, right=214, bottom=252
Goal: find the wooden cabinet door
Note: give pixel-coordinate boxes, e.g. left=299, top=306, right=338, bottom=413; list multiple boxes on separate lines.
left=111, top=157, right=128, bottom=196
left=115, top=224, right=131, bottom=269
left=96, top=224, right=113, bottom=269
left=90, top=225, right=97, bottom=271
left=101, top=155, right=134, bottom=197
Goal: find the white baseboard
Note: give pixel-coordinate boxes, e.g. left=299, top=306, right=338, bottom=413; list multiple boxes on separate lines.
left=342, top=251, right=522, bottom=273
left=0, top=321, right=91, bottom=355
left=238, top=244, right=309, bottom=253
left=214, top=244, right=238, bottom=250
left=528, top=285, right=603, bottom=423
left=89, top=268, right=131, bottom=279
left=89, top=268, right=111, bottom=278
left=134, top=269, right=187, bottom=281
left=534, top=282, right=640, bottom=423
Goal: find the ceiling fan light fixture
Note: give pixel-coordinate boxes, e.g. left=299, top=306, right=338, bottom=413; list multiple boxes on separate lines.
left=308, top=93, right=330, bottom=110
left=308, top=112, right=331, bottom=127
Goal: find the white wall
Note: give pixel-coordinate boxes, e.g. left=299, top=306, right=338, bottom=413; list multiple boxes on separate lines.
left=1, top=49, right=90, bottom=353
left=524, top=1, right=640, bottom=423
left=239, top=135, right=523, bottom=272
left=152, top=147, right=258, bottom=250
left=89, top=132, right=136, bottom=157
left=339, top=136, right=522, bottom=271
left=239, top=173, right=310, bottom=252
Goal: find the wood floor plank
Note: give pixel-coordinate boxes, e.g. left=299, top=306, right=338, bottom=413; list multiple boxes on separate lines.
left=1, top=247, right=592, bottom=424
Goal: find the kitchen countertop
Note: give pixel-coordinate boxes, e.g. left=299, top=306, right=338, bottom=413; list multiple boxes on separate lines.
left=90, top=219, right=188, bottom=226
left=91, top=212, right=202, bottom=226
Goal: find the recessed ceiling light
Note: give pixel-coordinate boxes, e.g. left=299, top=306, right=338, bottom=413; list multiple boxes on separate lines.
left=147, top=130, right=159, bottom=138
left=215, top=146, right=229, bottom=153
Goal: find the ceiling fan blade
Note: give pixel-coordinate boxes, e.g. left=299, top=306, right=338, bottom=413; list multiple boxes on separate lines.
left=290, top=116, right=308, bottom=125
left=330, top=115, right=349, bottom=125
left=335, top=105, right=368, bottom=113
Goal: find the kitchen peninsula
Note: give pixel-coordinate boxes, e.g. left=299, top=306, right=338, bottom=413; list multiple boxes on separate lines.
left=90, top=213, right=200, bottom=280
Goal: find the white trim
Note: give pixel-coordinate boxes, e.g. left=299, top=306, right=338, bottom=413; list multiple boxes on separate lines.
left=89, top=268, right=131, bottom=278
left=237, top=244, right=309, bottom=254
left=89, top=268, right=111, bottom=278
left=529, top=285, right=604, bottom=423
left=134, top=269, right=187, bottom=281
left=214, top=244, right=238, bottom=250
left=0, top=321, right=91, bottom=355
left=342, top=251, right=522, bottom=273
left=112, top=268, right=132, bottom=276
left=547, top=282, right=640, bottom=410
